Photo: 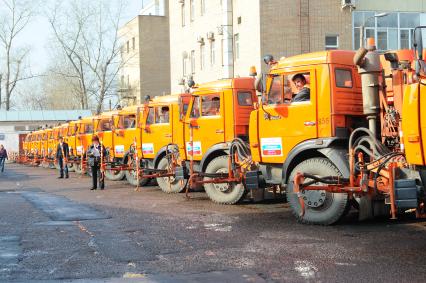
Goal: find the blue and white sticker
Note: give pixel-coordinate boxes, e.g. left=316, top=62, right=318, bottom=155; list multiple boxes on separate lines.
left=186, top=141, right=202, bottom=156
left=261, top=137, right=283, bottom=157
left=115, top=145, right=125, bottom=155
left=142, top=143, right=154, bottom=154
left=76, top=146, right=84, bottom=155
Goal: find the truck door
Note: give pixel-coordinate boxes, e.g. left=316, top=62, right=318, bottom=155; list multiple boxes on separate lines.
left=141, top=105, right=173, bottom=159
left=185, top=93, right=225, bottom=160
left=115, top=114, right=137, bottom=159
left=257, top=70, right=317, bottom=164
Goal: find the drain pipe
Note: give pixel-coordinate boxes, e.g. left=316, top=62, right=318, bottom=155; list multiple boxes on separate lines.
left=222, top=0, right=234, bottom=79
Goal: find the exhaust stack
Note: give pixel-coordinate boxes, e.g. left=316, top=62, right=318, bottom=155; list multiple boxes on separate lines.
left=354, top=38, right=381, bottom=137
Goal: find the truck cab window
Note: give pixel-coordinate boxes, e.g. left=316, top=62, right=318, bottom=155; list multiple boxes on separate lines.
left=190, top=96, right=201, bottom=118
left=237, top=92, right=253, bottom=106
left=335, top=69, right=353, bottom=88
left=146, top=108, right=155, bottom=125
left=155, top=106, right=170, bottom=124
left=100, top=120, right=112, bottom=131
left=123, top=116, right=136, bottom=129
left=202, top=95, right=220, bottom=116
left=85, top=124, right=93, bottom=134
left=286, top=72, right=311, bottom=103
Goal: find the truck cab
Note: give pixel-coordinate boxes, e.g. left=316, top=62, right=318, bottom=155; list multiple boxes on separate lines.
left=124, top=94, right=186, bottom=187
left=250, top=51, right=364, bottom=187
left=166, top=78, right=257, bottom=202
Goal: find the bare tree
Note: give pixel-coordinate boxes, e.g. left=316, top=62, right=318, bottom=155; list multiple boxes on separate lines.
left=0, top=0, right=34, bottom=110
left=46, top=1, right=90, bottom=109
left=46, top=0, right=127, bottom=114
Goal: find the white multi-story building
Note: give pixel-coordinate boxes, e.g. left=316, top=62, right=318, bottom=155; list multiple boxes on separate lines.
left=169, top=0, right=426, bottom=93
left=141, top=0, right=166, bottom=16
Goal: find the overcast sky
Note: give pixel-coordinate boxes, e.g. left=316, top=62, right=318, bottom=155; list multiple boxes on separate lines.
left=17, top=0, right=150, bottom=74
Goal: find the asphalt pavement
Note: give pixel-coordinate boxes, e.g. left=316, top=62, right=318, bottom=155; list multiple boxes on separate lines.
left=1, top=163, right=426, bottom=282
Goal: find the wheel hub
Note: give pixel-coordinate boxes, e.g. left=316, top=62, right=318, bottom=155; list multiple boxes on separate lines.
left=300, top=189, right=326, bottom=208
left=213, top=168, right=230, bottom=192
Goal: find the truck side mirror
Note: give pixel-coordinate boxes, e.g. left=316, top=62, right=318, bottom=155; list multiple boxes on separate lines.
left=414, top=27, right=424, bottom=60
left=254, top=74, right=263, bottom=95
left=415, top=60, right=426, bottom=77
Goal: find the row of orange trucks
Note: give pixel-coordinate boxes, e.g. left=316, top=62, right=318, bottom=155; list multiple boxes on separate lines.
left=19, top=30, right=426, bottom=225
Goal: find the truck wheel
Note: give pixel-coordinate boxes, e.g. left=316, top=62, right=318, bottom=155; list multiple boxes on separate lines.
left=74, top=163, right=83, bottom=174
left=204, top=156, right=246, bottom=204
left=105, top=169, right=125, bottom=181
left=287, top=157, right=349, bottom=225
left=124, top=159, right=150, bottom=187
left=41, top=161, right=49, bottom=168
left=87, top=166, right=93, bottom=177
left=156, top=156, right=185, bottom=193
left=67, top=163, right=75, bottom=172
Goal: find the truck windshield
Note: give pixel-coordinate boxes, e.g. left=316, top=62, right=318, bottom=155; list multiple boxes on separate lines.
left=267, top=75, right=283, bottom=104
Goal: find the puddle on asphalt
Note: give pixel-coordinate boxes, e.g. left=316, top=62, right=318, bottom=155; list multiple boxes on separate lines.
left=20, top=191, right=110, bottom=221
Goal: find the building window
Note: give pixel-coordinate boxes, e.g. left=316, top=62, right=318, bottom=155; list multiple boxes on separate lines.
left=234, top=33, right=240, bottom=60
left=132, top=37, right=135, bottom=50
left=353, top=11, right=420, bottom=51
left=221, top=38, right=224, bottom=66
left=200, top=44, right=205, bottom=70
left=325, top=35, right=339, bottom=50
left=210, top=40, right=215, bottom=66
left=181, top=3, right=185, bottom=27
left=200, top=0, right=205, bottom=16
left=126, top=41, right=129, bottom=53
left=191, top=50, right=195, bottom=74
left=190, top=0, right=195, bottom=22
left=183, top=55, right=188, bottom=76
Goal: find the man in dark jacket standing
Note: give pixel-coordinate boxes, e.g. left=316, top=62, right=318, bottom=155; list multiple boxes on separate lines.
left=87, top=135, right=107, bottom=190
left=0, top=145, right=8, bottom=173
left=56, top=136, right=69, bottom=179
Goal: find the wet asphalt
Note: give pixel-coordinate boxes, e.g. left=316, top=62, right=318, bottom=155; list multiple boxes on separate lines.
left=0, top=163, right=426, bottom=283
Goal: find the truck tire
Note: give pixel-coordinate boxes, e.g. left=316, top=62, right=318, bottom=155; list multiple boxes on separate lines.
left=68, top=163, right=76, bottom=172
left=105, top=169, right=125, bottom=181
left=204, top=156, right=246, bottom=204
left=156, top=156, right=185, bottom=193
left=287, top=157, right=349, bottom=225
left=124, top=159, right=150, bottom=187
left=74, top=163, right=83, bottom=174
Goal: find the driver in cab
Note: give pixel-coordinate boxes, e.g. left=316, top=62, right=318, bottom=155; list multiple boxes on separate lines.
left=291, top=74, right=310, bottom=102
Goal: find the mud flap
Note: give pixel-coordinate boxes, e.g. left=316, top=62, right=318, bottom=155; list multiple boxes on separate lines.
left=357, top=196, right=373, bottom=221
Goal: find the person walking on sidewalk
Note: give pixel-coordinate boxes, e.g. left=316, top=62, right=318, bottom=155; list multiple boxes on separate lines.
left=87, top=135, right=107, bottom=190
left=56, top=136, right=69, bottom=179
left=0, top=145, right=8, bottom=173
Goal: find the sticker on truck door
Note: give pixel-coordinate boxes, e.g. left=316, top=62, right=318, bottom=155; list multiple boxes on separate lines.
left=115, top=145, right=125, bottom=155
left=261, top=138, right=283, bottom=157
left=142, top=143, right=154, bottom=154
left=76, top=146, right=83, bottom=155
left=186, top=141, right=202, bottom=156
